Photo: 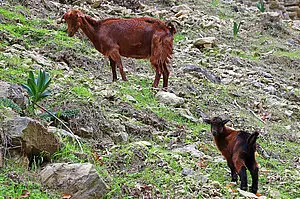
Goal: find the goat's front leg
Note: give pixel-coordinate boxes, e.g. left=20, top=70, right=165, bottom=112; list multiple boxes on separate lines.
left=227, top=161, right=238, bottom=182
left=109, top=57, right=117, bottom=81
left=110, top=50, right=127, bottom=81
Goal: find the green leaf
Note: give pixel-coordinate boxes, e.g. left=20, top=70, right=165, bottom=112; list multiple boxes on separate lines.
left=39, top=90, right=51, bottom=100
left=21, top=84, right=33, bottom=96
left=27, top=77, right=37, bottom=97
left=40, top=78, right=51, bottom=94
left=37, top=69, right=45, bottom=92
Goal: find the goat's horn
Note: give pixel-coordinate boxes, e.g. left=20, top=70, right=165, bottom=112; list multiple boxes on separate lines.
left=57, top=15, right=65, bottom=24
left=166, top=19, right=181, bottom=26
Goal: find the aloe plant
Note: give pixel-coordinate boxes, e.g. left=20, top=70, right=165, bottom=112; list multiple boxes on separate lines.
left=256, top=0, right=265, bottom=12
left=21, top=69, right=83, bottom=152
left=22, top=69, right=51, bottom=105
left=233, top=21, right=242, bottom=39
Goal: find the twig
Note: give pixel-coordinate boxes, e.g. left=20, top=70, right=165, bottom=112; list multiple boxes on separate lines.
left=247, top=107, right=266, bottom=124
left=35, top=103, right=84, bottom=153
left=0, top=148, right=3, bottom=168
left=233, top=100, right=265, bottom=124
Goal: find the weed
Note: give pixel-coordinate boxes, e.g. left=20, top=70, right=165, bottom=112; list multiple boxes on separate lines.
left=211, top=0, right=219, bottom=7
left=233, top=21, right=242, bottom=39
left=0, top=98, right=22, bottom=114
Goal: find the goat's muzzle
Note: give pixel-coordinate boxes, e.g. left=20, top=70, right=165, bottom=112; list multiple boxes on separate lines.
left=212, top=131, right=219, bottom=136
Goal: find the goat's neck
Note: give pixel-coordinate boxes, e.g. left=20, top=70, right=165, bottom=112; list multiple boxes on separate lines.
left=214, top=127, right=235, bottom=145
left=79, top=16, right=99, bottom=44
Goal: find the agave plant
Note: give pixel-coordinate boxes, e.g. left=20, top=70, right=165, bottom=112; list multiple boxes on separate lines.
left=22, top=69, right=51, bottom=106
left=256, top=0, right=265, bottom=12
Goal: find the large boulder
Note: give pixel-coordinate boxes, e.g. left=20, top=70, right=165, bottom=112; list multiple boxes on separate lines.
left=0, top=81, right=27, bottom=108
left=40, top=163, right=108, bottom=199
left=0, top=117, right=60, bottom=164
left=156, top=91, right=185, bottom=107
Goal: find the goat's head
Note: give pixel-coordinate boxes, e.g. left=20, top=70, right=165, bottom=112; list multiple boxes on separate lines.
left=203, top=117, right=230, bottom=136
left=59, top=10, right=84, bottom=37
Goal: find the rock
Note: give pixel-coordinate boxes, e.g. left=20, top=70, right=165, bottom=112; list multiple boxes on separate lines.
left=0, top=81, right=27, bottom=108
left=92, top=1, right=102, bottom=8
left=125, top=94, right=137, bottom=103
left=134, top=141, right=152, bottom=147
left=156, top=91, right=185, bottom=107
left=177, top=108, right=199, bottom=122
left=47, top=126, right=82, bottom=140
left=212, top=181, right=221, bottom=188
left=40, top=163, right=107, bottom=199
left=264, top=85, right=276, bottom=94
left=110, top=119, right=128, bottom=142
left=260, top=12, right=282, bottom=22
left=181, top=168, right=193, bottom=176
left=284, top=110, right=293, bottom=117
left=171, top=4, right=192, bottom=13
left=1, top=117, right=59, bottom=163
left=172, top=144, right=205, bottom=158
left=194, top=37, right=216, bottom=49
left=28, top=52, right=53, bottom=67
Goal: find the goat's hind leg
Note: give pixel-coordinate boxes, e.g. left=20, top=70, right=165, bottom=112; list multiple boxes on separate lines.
left=234, top=154, right=248, bottom=191
left=109, top=57, right=117, bottom=81
left=248, top=164, right=259, bottom=194
left=228, top=162, right=238, bottom=182
left=162, top=62, right=169, bottom=89
left=237, top=166, right=248, bottom=191
left=152, top=65, right=161, bottom=88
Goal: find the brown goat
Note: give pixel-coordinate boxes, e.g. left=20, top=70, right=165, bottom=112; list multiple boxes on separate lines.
left=204, top=117, right=259, bottom=194
left=59, top=10, right=176, bottom=88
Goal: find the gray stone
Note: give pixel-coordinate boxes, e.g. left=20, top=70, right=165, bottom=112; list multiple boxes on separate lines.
left=156, top=91, right=185, bottom=107
left=0, top=81, right=27, bottom=108
left=194, top=37, right=216, bottom=49
left=181, top=168, right=193, bottom=176
left=264, top=85, right=276, bottom=94
left=177, top=108, right=199, bottom=122
left=40, top=163, right=108, bottom=199
left=1, top=117, right=59, bottom=159
left=173, top=144, right=205, bottom=158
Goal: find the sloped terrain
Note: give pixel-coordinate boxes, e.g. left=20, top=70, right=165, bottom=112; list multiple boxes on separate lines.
left=0, top=0, right=300, bottom=198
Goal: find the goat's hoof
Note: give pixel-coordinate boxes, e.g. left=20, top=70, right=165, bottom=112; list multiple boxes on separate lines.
left=250, top=187, right=258, bottom=194
left=240, top=186, right=248, bottom=191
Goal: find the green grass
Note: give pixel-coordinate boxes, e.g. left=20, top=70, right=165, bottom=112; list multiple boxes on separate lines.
left=72, top=86, right=93, bottom=99
left=0, top=6, right=94, bottom=55
left=174, top=34, right=185, bottom=43
left=0, top=8, right=28, bottom=25
left=274, top=50, right=300, bottom=59
left=0, top=161, right=60, bottom=199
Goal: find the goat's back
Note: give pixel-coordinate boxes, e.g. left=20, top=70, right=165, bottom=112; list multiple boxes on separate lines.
left=97, top=17, right=174, bottom=58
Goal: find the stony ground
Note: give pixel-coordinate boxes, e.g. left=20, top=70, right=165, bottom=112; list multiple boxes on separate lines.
left=0, top=0, right=300, bottom=198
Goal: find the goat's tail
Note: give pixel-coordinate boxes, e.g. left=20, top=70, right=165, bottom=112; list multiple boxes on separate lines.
left=247, top=132, right=259, bottom=149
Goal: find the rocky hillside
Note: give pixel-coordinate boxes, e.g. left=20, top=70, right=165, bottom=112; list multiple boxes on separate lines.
left=0, top=0, right=300, bottom=198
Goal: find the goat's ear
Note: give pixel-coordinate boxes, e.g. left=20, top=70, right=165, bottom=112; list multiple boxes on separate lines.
left=203, top=119, right=211, bottom=124
left=222, top=119, right=230, bottom=125
left=76, top=10, right=85, bottom=18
